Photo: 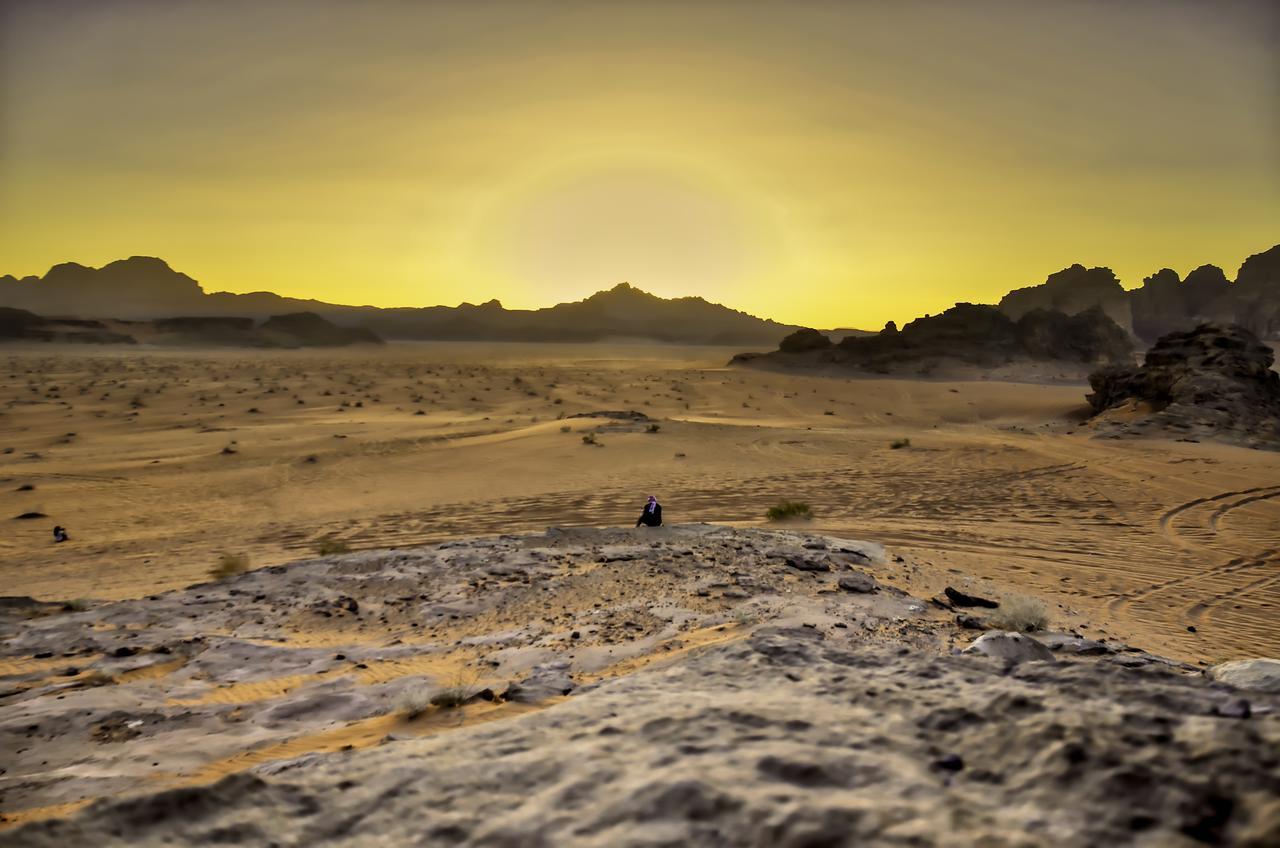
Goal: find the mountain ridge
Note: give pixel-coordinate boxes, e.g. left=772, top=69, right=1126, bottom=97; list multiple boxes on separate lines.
left=0, top=259, right=798, bottom=346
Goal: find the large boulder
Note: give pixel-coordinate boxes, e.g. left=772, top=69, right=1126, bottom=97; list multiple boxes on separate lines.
left=963, top=631, right=1055, bottom=663
left=1208, top=658, right=1280, bottom=693
left=1086, top=323, right=1280, bottom=448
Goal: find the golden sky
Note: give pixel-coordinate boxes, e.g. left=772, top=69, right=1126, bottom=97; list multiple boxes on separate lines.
left=1, top=0, right=1277, bottom=329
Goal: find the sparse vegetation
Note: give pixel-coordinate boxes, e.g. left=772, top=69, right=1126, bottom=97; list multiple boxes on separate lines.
left=316, top=537, right=351, bottom=556
left=988, top=594, right=1049, bottom=632
left=62, top=598, right=90, bottom=612
left=581, top=432, right=601, bottom=446
left=395, top=685, right=434, bottom=719
left=209, top=552, right=249, bottom=580
left=767, top=500, right=813, bottom=521
left=646, top=423, right=661, bottom=433
left=890, top=437, right=911, bottom=449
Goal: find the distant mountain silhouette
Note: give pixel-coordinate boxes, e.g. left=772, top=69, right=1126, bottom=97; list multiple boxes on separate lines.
left=997, top=243, right=1280, bottom=342
left=0, top=305, right=383, bottom=348
left=0, top=259, right=798, bottom=345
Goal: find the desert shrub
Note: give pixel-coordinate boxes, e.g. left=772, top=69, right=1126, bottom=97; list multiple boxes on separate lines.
left=560, top=425, right=572, bottom=433
left=646, top=423, right=661, bottom=433
left=890, top=438, right=911, bottom=449
left=988, top=594, right=1049, bottom=632
left=62, top=598, right=90, bottom=612
left=767, top=500, right=813, bottom=521
left=395, top=685, right=433, bottom=719
left=316, top=537, right=351, bottom=556
left=430, top=687, right=469, bottom=709
left=581, top=433, right=600, bottom=446
left=209, top=552, right=249, bottom=581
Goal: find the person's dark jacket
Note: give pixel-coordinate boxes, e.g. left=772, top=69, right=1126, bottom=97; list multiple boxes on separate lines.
left=636, top=502, right=662, bottom=527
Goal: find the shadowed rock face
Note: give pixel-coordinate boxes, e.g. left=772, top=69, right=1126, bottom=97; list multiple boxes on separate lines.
left=1087, top=323, right=1280, bottom=449
left=995, top=244, right=1280, bottom=343
left=999, top=264, right=1133, bottom=334
left=258, top=312, right=384, bottom=347
left=734, top=303, right=1133, bottom=375
left=0, top=307, right=136, bottom=345
left=777, top=327, right=833, bottom=353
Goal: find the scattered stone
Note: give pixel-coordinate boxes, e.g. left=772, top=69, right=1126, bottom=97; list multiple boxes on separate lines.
left=1208, top=658, right=1280, bottom=693
left=837, top=573, right=876, bottom=593
left=786, top=555, right=830, bottom=573
left=1213, top=699, right=1252, bottom=719
left=1040, top=634, right=1111, bottom=656
left=944, top=587, right=999, bottom=608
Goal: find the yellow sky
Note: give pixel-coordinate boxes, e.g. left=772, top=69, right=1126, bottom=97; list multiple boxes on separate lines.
left=1, top=1, right=1277, bottom=329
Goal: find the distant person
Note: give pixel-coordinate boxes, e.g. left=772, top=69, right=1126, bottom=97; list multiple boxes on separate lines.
left=636, top=495, right=662, bottom=528
left=52, top=525, right=69, bottom=543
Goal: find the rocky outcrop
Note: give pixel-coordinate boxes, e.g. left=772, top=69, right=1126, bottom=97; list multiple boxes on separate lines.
left=258, top=312, right=383, bottom=347
left=1130, top=264, right=1236, bottom=341
left=1233, top=243, right=1280, bottom=339
left=733, top=303, right=1133, bottom=376
left=1209, top=658, right=1280, bottom=693
left=1087, top=323, right=1280, bottom=448
left=994, top=245, right=1280, bottom=343
left=0, top=307, right=136, bottom=345
left=777, top=327, right=832, bottom=353
left=999, top=264, right=1133, bottom=335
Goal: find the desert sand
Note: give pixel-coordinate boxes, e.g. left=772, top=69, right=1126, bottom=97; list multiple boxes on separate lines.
left=2, top=342, right=1279, bottom=842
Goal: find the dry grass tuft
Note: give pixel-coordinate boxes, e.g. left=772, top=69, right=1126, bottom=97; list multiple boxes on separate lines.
left=767, top=500, right=813, bottom=521
left=988, top=594, right=1049, bottom=632
left=209, top=552, right=249, bottom=581
left=395, top=685, right=433, bottom=719
left=316, top=537, right=351, bottom=556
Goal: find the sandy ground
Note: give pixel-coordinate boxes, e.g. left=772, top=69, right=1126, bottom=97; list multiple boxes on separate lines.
left=2, top=341, right=1279, bottom=843
left=2, top=342, right=1276, bottom=665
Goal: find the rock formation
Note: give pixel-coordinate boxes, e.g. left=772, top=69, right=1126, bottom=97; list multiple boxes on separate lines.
left=734, top=303, right=1133, bottom=376
left=0, top=307, right=136, bottom=345
left=1086, top=323, right=1280, bottom=448
left=0, top=308, right=383, bottom=348
left=999, top=264, right=1133, bottom=335
left=258, top=312, right=384, bottom=347
left=996, top=244, right=1280, bottom=343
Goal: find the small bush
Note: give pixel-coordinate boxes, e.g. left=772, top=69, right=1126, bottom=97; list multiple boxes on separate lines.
left=767, top=500, right=813, bottom=521
left=395, top=685, right=433, bottom=719
left=209, top=552, right=249, bottom=581
left=890, top=438, right=911, bottom=450
left=560, top=425, right=572, bottom=433
left=316, top=537, right=351, bottom=556
left=581, top=433, right=600, bottom=446
left=430, top=687, right=468, bottom=709
left=988, top=594, right=1048, bottom=632
left=646, top=423, right=661, bottom=433
left=62, top=598, right=90, bottom=612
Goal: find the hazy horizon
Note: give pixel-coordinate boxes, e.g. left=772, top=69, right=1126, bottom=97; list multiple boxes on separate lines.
left=2, top=0, right=1277, bottom=329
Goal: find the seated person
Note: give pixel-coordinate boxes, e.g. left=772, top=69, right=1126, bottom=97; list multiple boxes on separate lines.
left=636, top=495, right=662, bottom=527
